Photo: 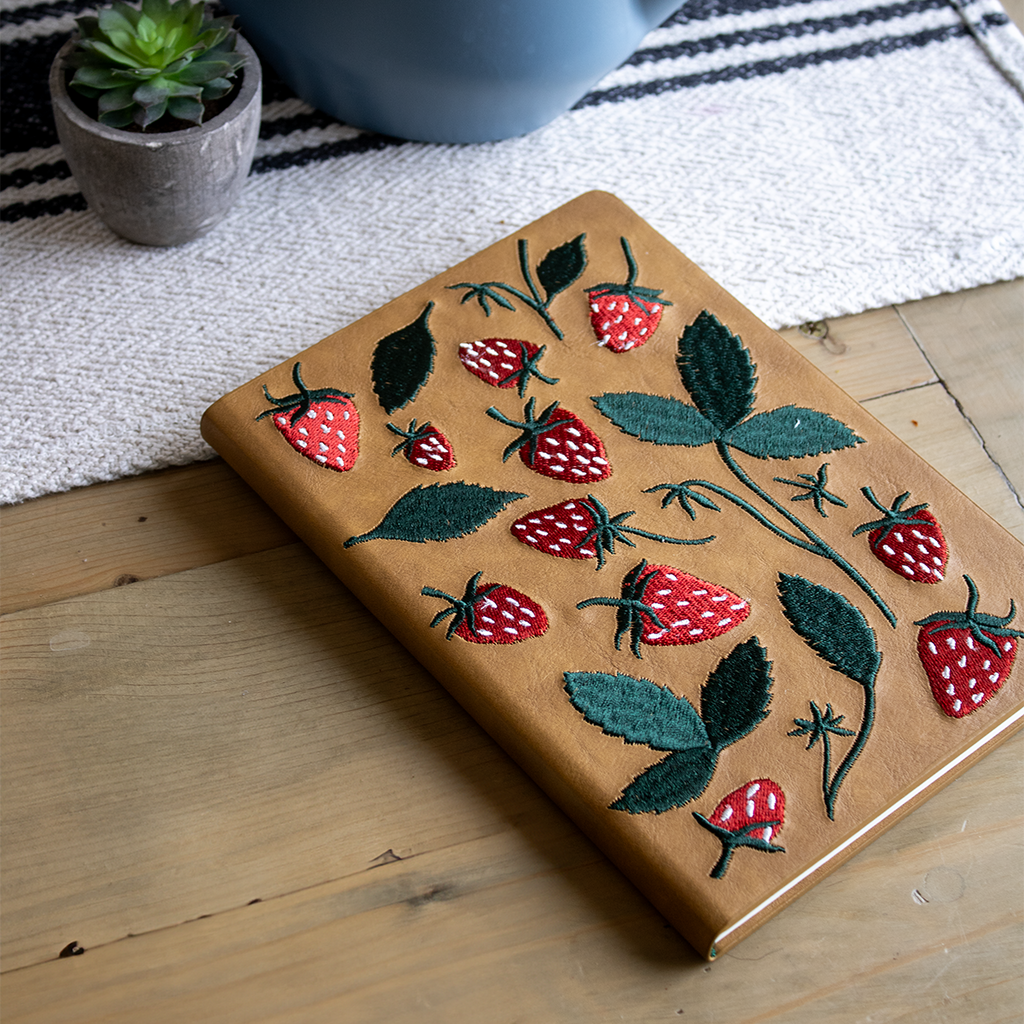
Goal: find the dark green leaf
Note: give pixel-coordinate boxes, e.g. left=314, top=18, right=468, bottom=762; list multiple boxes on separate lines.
left=700, top=637, right=774, bottom=751
left=677, top=311, right=757, bottom=430
left=371, top=302, right=436, bottom=414
left=343, top=481, right=526, bottom=547
left=777, top=575, right=881, bottom=686
left=591, top=392, right=718, bottom=447
left=166, top=95, right=204, bottom=121
left=724, top=406, right=864, bottom=460
left=535, top=234, right=586, bottom=302
left=564, top=672, right=710, bottom=752
left=610, top=747, right=718, bottom=813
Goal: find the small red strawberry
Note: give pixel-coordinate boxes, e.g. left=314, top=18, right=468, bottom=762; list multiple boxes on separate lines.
left=915, top=575, right=1021, bottom=718
left=256, top=362, right=359, bottom=472
left=458, top=338, right=559, bottom=397
left=510, top=493, right=712, bottom=569
left=586, top=236, right=672, bottom=353
left=421, top=571, right=548, bottom=644
left=387, top=419, right=456, bottom=471
left=853, top=487, right=948, bottom=583
left=486, top=397, right=611, bottom=482
left=577, top=559, right=750, bottom=658
left=692, top=779, right=786, bottom=879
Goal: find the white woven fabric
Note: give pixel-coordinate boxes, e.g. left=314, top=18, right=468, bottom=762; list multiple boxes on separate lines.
left=2, top=0, right=1023, bottom=504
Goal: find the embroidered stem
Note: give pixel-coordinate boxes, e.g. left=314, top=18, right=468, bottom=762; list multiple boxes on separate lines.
left=825, top=684, right=875, bottom=820
left=716, top=441, right=896, bottom=627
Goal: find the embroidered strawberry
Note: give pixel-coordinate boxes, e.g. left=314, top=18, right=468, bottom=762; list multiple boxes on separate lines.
left=458, top=338, right=559, bottom=397
left=510, top=494, right=712, bottom=569
left=486, top=397, right=611, bottom=482
left=421, top=571, right=548, bottom=644
left=692, top=779, right=786, bottom=879
left=853, top=487, right=947, bottom=583
left=256, top=362, right=359, bottom=472
left=586, top=236, right=672, bottom=352
left=577, top=560, right=750, bottom=658
left=914, top=575, right=1021, bottom=718
left=386, top=419, right=456, bottom=471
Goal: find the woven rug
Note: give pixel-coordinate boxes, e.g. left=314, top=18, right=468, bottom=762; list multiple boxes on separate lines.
left=2, top=0, right=1023, bottom=505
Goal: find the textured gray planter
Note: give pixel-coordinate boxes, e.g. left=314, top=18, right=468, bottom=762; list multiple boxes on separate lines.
left=49, top=35, right=262, bottom=246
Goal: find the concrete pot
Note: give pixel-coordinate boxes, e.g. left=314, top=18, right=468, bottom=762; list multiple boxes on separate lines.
left=49, top=35, right=262, bottom=246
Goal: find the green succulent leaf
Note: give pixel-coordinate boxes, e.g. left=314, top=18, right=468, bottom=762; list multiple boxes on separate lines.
left=70, top=65, right=128, bottom=89
left=724, top=406, right=865, bottom=460
left=166, top=95, right=204, bottom=121
left=200, top=77, right=234, bottom=101
left=610, top=747, right=718, bottom=813
left=97, top=84, right=136, bottom=113
left=563, top=671, right=710, bottom=752
left=591, top=392, right=719, bottom=447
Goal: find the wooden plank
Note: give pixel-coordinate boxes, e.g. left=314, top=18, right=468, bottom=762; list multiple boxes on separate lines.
left=864, top=383, right=1024, bottom=541
left=1, top=733, right=1019, bottom=1023
left=896, top=280, right=1024, bottom=500
left=777, top=305, right=936, bottom=402
left=0, top=459, right=295, bottom=615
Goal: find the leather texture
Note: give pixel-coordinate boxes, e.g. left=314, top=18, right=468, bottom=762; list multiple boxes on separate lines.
left=202, top=192, right=1023, bottom=959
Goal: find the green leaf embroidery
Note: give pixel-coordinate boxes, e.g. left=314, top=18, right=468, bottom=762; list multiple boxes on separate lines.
left=535, top=233, right=587, bottom=301
left=343, top=481, right=526, bottom=547
left=724, top=406, right=865, bottom=461
left=564, top=671, right=710, bottom=752
left=777, top=574, right=881, bottom=687
left=371, top=302, right=436, bottom=414
left=677, top=310, right=757, bottom=430
left=700, top=637, right=774, bottom=751
left=610, top=747, right=718, bottom=814
left=590, top=392, right=718, bottom=446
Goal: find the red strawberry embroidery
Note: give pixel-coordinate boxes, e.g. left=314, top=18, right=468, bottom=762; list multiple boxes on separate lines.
left=510, top=493, right=712, bottom=569
left=692, top=779, right=786, bottom=879
left=486, top=397, right=611, bottom=482
left=853, top=487, right=948, bottom=583
left=577, top=559, right=750, bottom=658
left=387, top=419, right=456, bottom=471
left=458, top=338, right=559, bottom=397
left=256, top=362, right=359, bottom=472
left=915, top=575, right=1021, bottom=718
left=421, top=571, right=548, bottom=644
left=586, top=236, right=672, bottom=353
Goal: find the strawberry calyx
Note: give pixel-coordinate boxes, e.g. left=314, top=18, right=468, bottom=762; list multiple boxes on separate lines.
left=586, top=237, right=673, bottom=316
left=499, top=341, right=560, bottom=397
left=914, top=575, right=1022, bottom=658
left=486, top=396, right=568, bottom=464
left=421, top=571, right=500, bottom=640
left=256, top=362, right=354, bottom=427
left=852, top=486, right=931, bottom=535
left=691, top=814, right=786, bottom=879
left=386, top=418, right=435, bottom=456
left=576, top=559, right=669, bottom=658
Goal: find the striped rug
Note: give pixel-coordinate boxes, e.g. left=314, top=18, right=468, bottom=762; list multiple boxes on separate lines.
left=2, top=0, right=1023, bottom=503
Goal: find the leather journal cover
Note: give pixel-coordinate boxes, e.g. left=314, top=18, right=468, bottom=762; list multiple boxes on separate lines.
left=201, top=191, right=1024, bottom=959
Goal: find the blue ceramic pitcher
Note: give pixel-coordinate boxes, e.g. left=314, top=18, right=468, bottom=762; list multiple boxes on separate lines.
left=227, top=0, right=681, bottom=142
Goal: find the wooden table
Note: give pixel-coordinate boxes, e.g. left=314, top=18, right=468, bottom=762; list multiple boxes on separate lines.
left=2, top=280, right=1021, bottom=1023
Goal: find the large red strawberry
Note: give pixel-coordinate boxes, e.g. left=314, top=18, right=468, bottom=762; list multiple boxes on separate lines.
left=421, top=571, right=548, bottom=644
left=915, top=575, right=1021, bottom=718
left=510, top=493, right=712, bottom=569
left=256, top=362, right=359, bottom=472
left=458, top=338, right=559, bottom=397
left=577, top=559, right=750, bottom=658
left=853, top=487, right=947, bottom=583
left=586, top=236, right=672, bottom=353
left=692, top=779, right=786, bottom=879
left=387, top=419, right=456, bottom=471
left=486, top=397, right=611, bottom=482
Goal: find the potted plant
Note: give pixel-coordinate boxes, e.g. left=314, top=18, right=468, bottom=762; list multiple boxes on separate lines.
left=49, top=0, right=262, bottom=246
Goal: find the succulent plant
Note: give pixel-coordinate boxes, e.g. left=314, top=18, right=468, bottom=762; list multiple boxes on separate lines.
left=64, top=0, right=246, bottom=129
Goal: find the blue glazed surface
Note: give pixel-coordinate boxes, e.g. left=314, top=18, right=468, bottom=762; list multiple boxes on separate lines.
left=227, top=0, right=681, bottom=142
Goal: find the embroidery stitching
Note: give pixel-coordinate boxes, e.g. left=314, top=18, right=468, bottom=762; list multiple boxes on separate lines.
left=371, top=301, right=437, bottom=414
left=256, top=362, right=360, bottom=472
left=915, top=575, right=1021, bottom=717
left=458, top=338, right=559, bottom=397
left=422, top=570, right=549, bottom=644
left=447, top=234, right=587, bottom=340
left=773, top=463, right=847, bottom=518
left=853, top=486, right=948, bottom=583
left=692, top=779, right=787, bottom=879
left=387, top=419, right=456, bottom=471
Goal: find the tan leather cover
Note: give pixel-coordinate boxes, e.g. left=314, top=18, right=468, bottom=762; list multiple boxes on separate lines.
left=201, top=192, right=1024, bottom=959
